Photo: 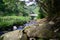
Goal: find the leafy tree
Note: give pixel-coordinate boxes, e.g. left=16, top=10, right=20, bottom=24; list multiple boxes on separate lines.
left=0, top=0, right=5, bottom=11
left=0, top=0, right=29, bottom=16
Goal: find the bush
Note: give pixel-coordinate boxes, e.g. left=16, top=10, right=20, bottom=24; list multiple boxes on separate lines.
left=0, top=16, right=30, bottom=27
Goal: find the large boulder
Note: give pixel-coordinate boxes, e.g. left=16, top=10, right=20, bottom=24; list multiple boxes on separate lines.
left=24, top=22, right=56, bottom=38
left=0, top=30, right=27, bottom=40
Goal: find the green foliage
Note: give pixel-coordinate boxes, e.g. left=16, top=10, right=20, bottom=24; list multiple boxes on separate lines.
left=0, top=16, right=30, bottom=27
left=0, top=0, right=29, bottom=16
left=33, top=6, right=40, bottom=14
left=0, top=0, right=5, bottom=11
left=3, top=0, right=19, bottom=12
left=36, top=0, right=48, bottom=19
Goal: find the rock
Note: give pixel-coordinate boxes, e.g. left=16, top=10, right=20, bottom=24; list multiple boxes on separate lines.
left=24, top=22, right=56, bottom=38
left=0, top=19, right=59, bottom=40
left=0, top=30, right=27, bottom=40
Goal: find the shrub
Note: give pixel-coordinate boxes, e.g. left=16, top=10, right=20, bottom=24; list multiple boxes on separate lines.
left=0, top=16, right=30, bottom=27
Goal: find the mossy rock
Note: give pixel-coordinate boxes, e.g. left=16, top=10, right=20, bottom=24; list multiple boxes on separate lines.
left=0, top=30, right=27, bottom=40
left=24, top=22, right=56, bottom=38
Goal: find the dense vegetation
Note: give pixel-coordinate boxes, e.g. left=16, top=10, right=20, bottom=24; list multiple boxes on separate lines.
left=0, top=0, right=31, bottom=30
left=0, top=16, right=30, bottom=31
left=0, top=16, right=30, bottom=27
left=0, top=0, right=29, bottom=16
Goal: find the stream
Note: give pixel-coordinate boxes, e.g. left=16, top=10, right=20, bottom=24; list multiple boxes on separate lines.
left=17, top=20, right=37, bottom=30
left=0, top=20, right=37, bottom=36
